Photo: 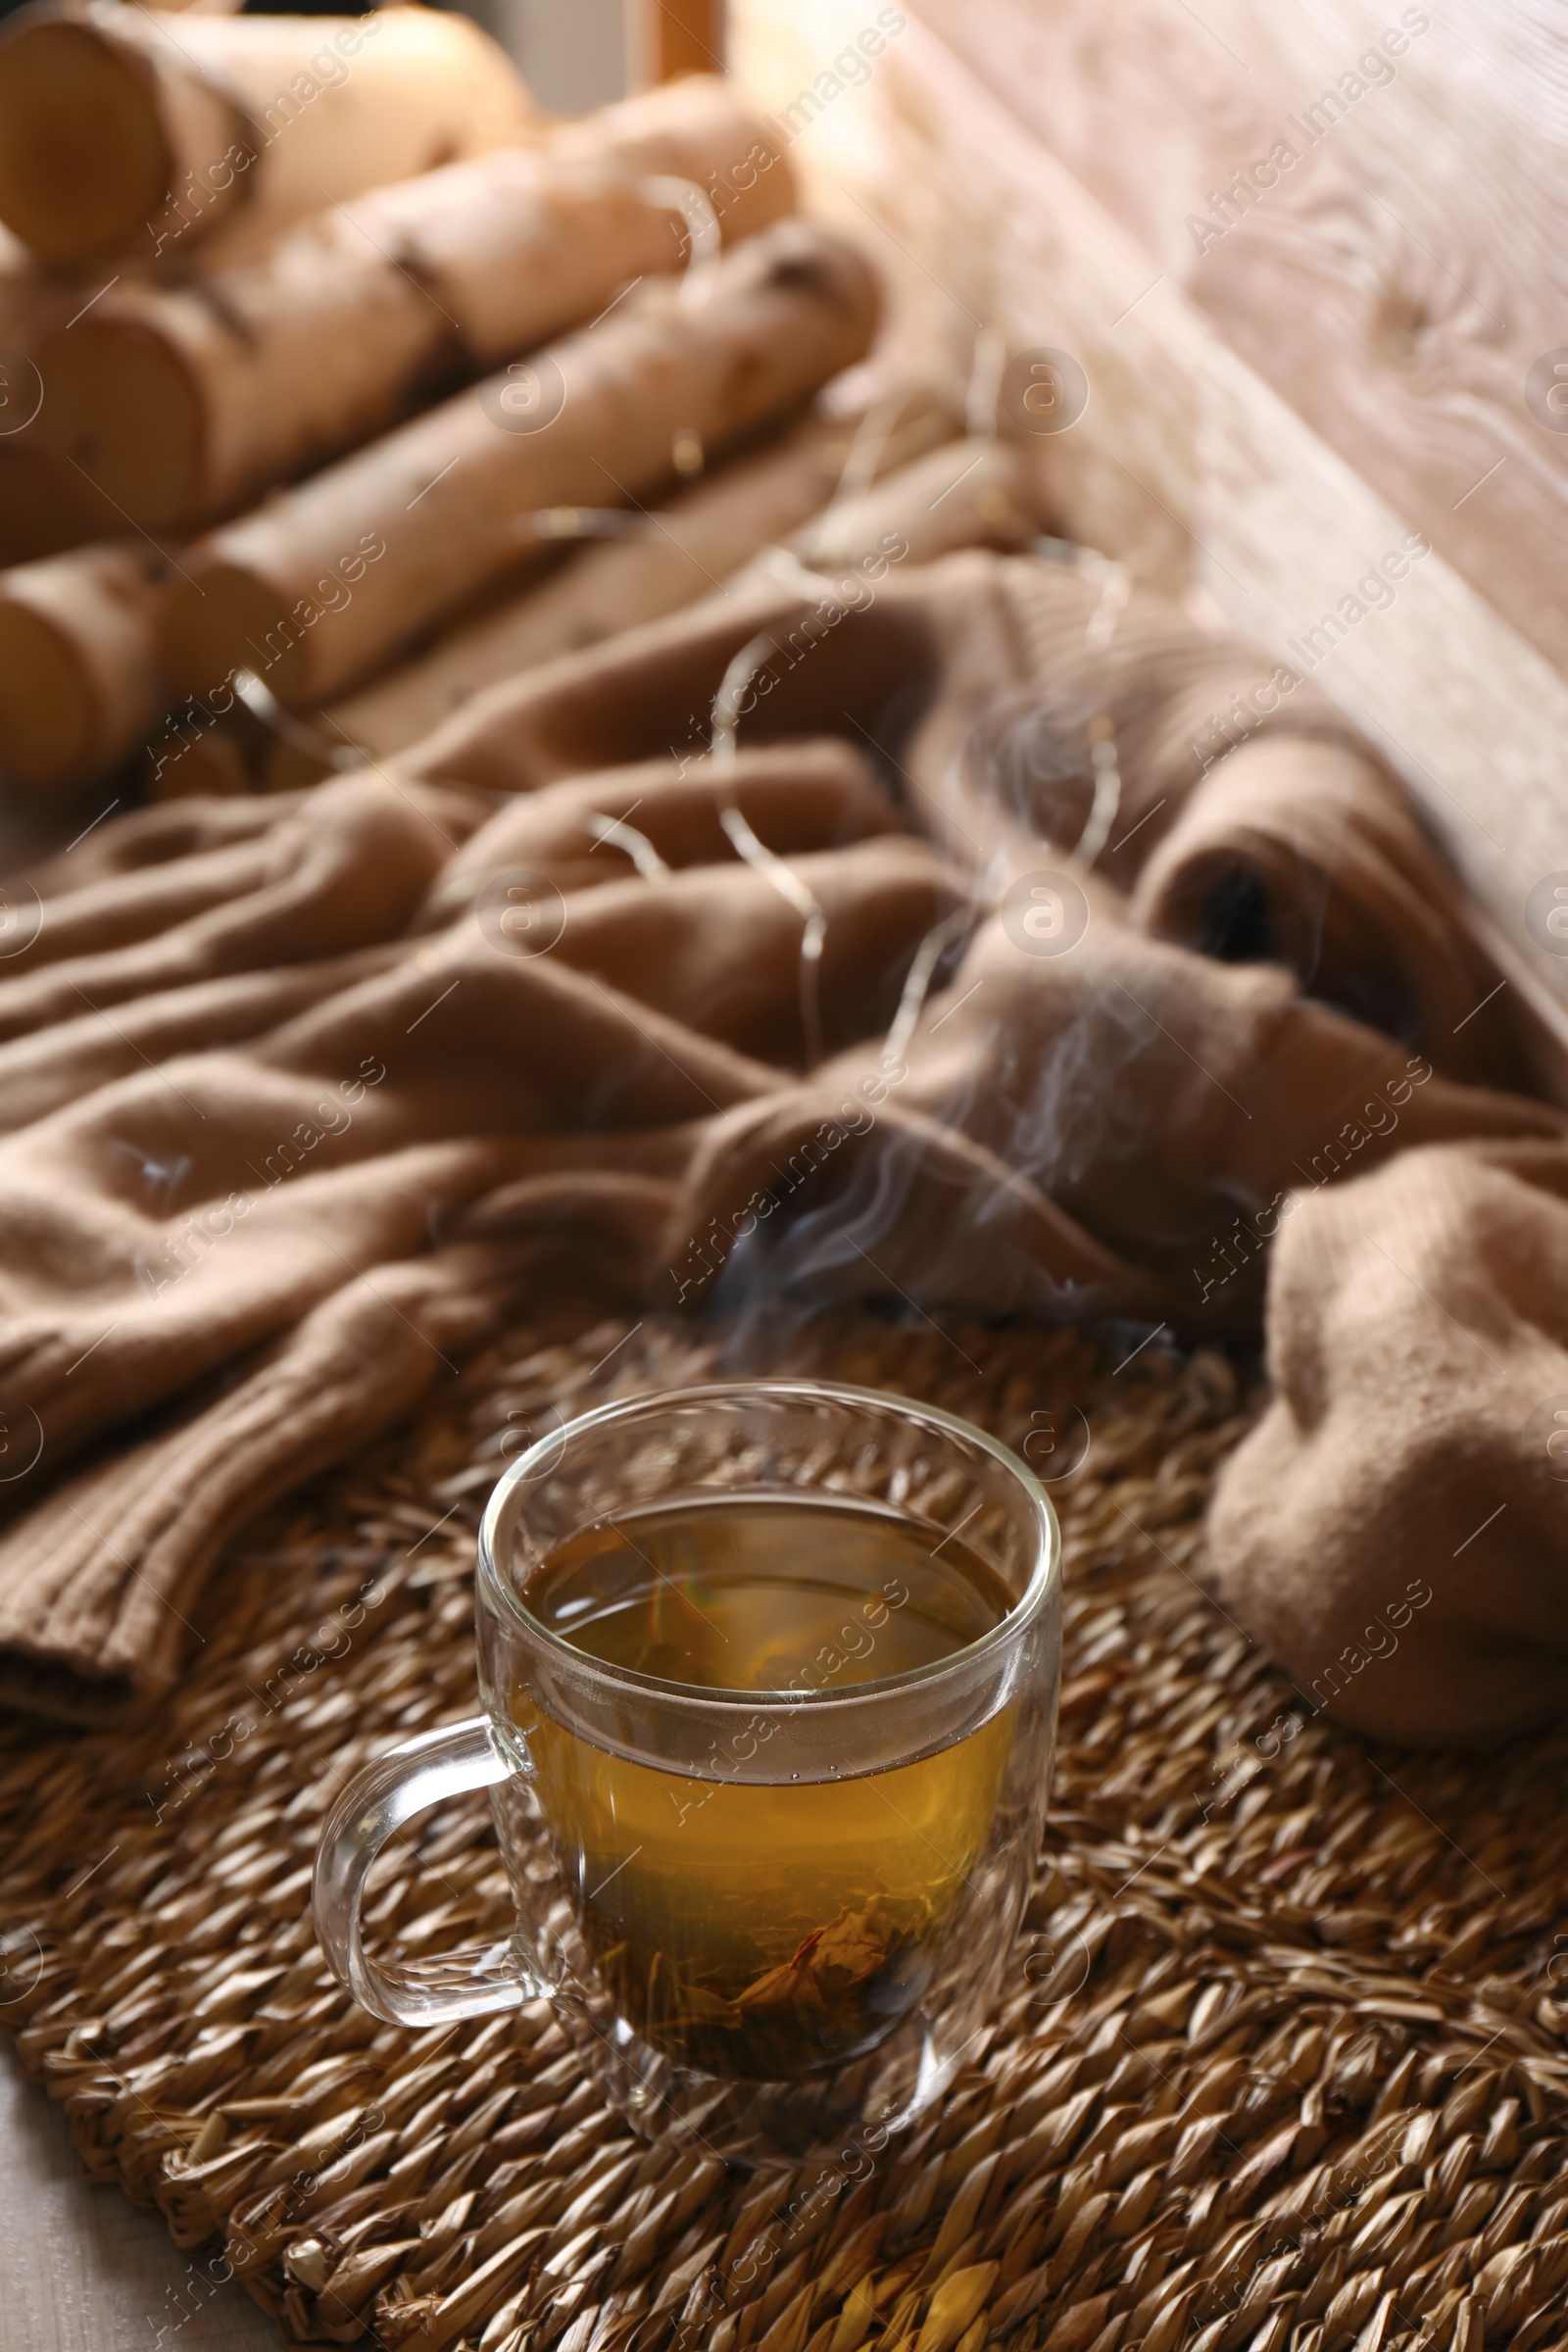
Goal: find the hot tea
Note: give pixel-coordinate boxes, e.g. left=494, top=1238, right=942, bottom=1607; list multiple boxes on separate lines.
left=318, top=1379, right=1059, bottom=2162
left=514, top=1493, right=1015, bottom=2080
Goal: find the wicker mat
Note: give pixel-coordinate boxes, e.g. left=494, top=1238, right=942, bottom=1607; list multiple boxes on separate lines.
left=3, top=1307, right=1567, bottom=2352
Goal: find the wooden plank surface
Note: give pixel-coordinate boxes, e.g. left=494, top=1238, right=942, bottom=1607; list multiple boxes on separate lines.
left=0, top=2043, right=273, bottom=2351
left=731, top=0, right=1568, bottom=1083
left=906, top=0, right=1568, bottom=688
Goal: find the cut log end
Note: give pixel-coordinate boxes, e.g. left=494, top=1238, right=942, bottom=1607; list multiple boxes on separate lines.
left=0, top=20, right=171, bottom=264
left=161, top=562, right=304, bottom=705
left=0, top=542, right=177, bottom=790
left=38, top=318, right=205, bottom=530
left=0, top=596, right=101, bottom=788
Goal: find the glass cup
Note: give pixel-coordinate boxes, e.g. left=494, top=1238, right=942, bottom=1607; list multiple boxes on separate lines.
left=314, top=1380, right=1060, bottom=2166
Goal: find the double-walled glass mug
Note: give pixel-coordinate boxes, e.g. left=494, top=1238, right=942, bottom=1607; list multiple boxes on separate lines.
left=315, top=1381, right=1060, bottom=2165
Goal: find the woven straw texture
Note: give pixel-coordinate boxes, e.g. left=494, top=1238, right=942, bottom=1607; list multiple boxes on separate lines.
left=2, top=1308, right=1566, bottom=2352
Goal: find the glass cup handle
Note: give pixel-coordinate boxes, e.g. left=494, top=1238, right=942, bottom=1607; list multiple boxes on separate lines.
left=313, top=1714, right=543, bottom=2027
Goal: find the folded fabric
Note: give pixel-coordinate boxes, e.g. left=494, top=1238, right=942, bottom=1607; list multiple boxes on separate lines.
left=401, top=545, right=1350, bottom=812
left=0, top=774, right=484, bottom=1040
left=23, top=793, right=314, bottom=898
left=402, top=552, right=1344, bottom=881
left=405, top=553, right=1524, bottom=1091
left=1130, top=731, right=1521, bottom=1088
left=663, top=919, right=1548, bottom=1328
left=0, top=549, right=1554, bottom=1729
left=1207, top=1139, right=1568, bottom=1743
left=0, top=1246, right=535, bottom=1725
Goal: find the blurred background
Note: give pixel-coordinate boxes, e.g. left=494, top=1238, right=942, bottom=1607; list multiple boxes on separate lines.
left=0, top=0, right=659, bottom=109
left=475, top=0, right=631, bottom=112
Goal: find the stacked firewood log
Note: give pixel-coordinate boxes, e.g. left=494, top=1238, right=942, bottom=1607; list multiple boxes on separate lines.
left=0, top=2, right=1036, bottom=804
